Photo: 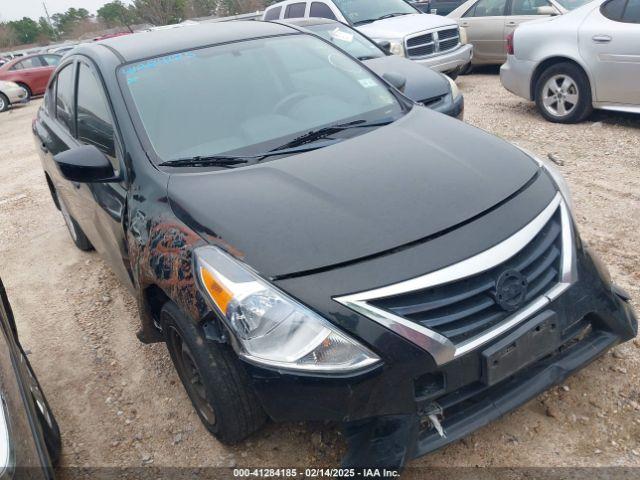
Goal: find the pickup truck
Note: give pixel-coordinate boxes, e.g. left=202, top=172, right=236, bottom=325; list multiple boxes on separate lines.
left=263, top=0, right=473, bottom=76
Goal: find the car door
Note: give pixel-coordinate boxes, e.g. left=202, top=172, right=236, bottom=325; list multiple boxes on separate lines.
left=579, top=0, right=640, bottom=105
left=36, top=60, right=95, bottom=236
left=10, top=56, right=44, bottom=93
left=459, top=0, right=509, bottom=64
left=74, top=59, right=133, bottom=289
left=504, top=0, right=560, bottom=38
left=0, top=279, right=53, bottom=479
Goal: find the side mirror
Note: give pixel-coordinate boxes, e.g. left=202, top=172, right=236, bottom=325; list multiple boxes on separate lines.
left=377, top=40, right=391, bottom=53
left=382, top=72, right=407, bottom=93
left=54, top=145, right=118, bottom=183
left=537, top=5, right=559, bottom=15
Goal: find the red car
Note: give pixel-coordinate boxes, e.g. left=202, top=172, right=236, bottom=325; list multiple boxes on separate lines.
left=0, top=54, right=61, bottom=100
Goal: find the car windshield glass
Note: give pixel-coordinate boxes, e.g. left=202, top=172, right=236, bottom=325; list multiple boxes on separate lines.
left=554, top=0, right=592, bottom=9
left=333, top=0, right=417, bottom=25
left=121, top=35, right=403, bottom=163
left=307, top=23, right=385, bottom=60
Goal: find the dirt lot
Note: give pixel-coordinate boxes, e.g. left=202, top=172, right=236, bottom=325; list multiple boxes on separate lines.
left=0, top=71, right=639, bottom=474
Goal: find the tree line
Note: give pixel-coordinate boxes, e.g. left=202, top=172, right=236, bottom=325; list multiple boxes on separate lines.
left=0, top=0, right=278, bottom=49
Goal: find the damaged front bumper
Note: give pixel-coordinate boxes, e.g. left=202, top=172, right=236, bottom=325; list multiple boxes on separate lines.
left=242, top=247, right=637, bottom=469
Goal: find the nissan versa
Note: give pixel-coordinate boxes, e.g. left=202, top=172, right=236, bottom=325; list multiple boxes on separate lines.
left=33, top=22, right=636, bottom=468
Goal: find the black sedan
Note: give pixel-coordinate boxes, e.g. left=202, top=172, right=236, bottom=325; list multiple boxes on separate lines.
left=0, top=279, right=61, bottom=478
left=279, top=18, right=464, bottom=118
left=33, top=21, right=636, bottom=469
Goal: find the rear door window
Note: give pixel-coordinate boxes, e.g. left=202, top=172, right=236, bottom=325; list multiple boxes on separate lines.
left=264, top=6, right=282, bottom=19
left=55, top=63, right=76, bottom=133
left=310, top=2, right=338, bottom=18
left=11, top=57, right=42, bottom=70
left=601, top=0, right=626, bottom=20
left=465, top=0, right=508, bottom=16
left=511, top=0, right=554, bottom=15
left=622, top=0, right=640, bottom=22
left=284, top=2, right=307, bottom=18
left=40, top=54, right=61, bottom=66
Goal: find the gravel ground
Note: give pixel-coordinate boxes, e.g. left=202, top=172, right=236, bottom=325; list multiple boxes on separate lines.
left=0, top=70, right=638, bottom=475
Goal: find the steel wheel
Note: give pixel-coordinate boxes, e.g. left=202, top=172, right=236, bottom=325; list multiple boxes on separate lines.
left=541, top=74, right=579, bottom=118
left=0, top=95, right=6, bottom=112
left=167, top=325, right=216, bottom=425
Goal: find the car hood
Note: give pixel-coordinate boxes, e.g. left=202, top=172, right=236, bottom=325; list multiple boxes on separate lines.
left=364, top=55, right=449, bottom=102
left=167, top=107, right=539, bottom=278
left=357, top=13, right=457, bottom=39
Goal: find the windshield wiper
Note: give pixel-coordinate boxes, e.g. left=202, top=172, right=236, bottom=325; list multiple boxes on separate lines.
left=159, top=120, right=394, bottom=168
left=270, top=119, right=394, bottom=152
left=159, top=156, right=250, bottom=168
left=158, top=140, right=343, bottom=168
left=355, top=12, right=410, bottom=25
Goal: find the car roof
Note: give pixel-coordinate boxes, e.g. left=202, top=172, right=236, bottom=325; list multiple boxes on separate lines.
left=89, top=20, right=299, bottom=63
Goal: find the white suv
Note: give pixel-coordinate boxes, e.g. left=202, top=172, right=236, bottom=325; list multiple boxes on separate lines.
left=263, top=0, right=473, bottom=76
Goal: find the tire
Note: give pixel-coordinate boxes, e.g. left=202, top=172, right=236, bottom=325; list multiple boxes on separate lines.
left=161, top=302, right=266, bottom=444
left=16, top=83, right=31, bottom=102
left=445, top=67, right=459, bottom=80
left=458, top=62, right=473, bottom=76
left=0, top=93, right=8, bottom=112
left=535, top=62, right=592, bottom=124
left=56, top=191, right=93, bottom=251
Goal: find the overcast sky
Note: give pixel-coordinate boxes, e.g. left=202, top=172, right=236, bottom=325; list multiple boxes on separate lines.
left=0, top=0, right=131, bottom=21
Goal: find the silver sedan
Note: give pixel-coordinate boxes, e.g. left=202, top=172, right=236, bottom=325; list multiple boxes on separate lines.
left=0, top=80, right=29, bottom=112
left=449, top=0, right=593, bottom=68
left=500, top=0, right=640, bottom=123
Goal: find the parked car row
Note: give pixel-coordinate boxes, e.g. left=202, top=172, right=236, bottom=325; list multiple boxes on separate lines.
left=279, top=18, right=465, bottom=117
left=27, top=14, right=636, bottom=473
left=263, top=0, right=473, bottom=77
left=0, top=54, right=61, bottom=108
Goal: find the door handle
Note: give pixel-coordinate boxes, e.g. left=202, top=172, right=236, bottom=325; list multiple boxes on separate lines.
left=460, top=21, right=469, bottom=26
left=506, top=21, right=517, bottom=25
left=592, top=34, right=612, bottom=43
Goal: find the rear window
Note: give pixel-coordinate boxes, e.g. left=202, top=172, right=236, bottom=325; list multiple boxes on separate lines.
left=264, top=6, right=282, bottom=20
left=285, top=2, right=307, bottom=18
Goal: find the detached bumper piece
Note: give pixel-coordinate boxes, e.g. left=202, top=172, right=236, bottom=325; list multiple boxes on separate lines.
left=342, top=316, right=629, bottom=469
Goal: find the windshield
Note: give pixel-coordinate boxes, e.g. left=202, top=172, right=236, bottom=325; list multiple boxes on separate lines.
left=307, top=23, right=386, bottom=60
left=333, top=0, right=418, bottom=25
left=121, top=35, right=402, bottom=163
left=554, top=0, right=593, bottom=9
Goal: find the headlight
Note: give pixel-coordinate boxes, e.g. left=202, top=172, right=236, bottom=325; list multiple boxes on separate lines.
left=445, top=75, right=460, bottom=99
left=388, top=40, right=405, bottom=57
left=194, top=246, right=381, bottom=373
left=516, top=146, right=574, bottom=211
left=459, top=26, right=468, bottom=45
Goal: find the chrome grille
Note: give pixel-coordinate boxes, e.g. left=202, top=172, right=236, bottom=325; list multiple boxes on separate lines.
left=369, top=209, right=562, bottom=344
left=334, top=194, right=575, bottom=366
left=405, top=27, right=460, bottom=59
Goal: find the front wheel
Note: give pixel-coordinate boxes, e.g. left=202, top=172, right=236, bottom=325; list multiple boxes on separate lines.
left=56, top=191, right=93, bottom=251
left=16, top=83, right=31, bottom=102
left=161, top=302, right=266, bottom=444
left=535, top=62, right=592, bottom=123
left=0, top=93, right=9, bottom=112
left=445, top=67, right=460, bottom=80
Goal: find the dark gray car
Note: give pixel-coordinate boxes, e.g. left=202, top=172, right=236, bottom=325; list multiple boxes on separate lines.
left=277, top=18, right=464, bottom=118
